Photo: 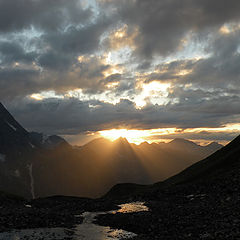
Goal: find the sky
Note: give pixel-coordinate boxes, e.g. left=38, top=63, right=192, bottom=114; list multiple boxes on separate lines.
left=0, top=0, right=240, bottom=145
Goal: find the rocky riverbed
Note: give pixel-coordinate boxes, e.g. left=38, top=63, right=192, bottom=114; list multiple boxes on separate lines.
left=0, top=196, right=118, bottom=233
left=97, top=171, right=240, bottom=239
left=1, top=177, right=240, bottom=240
left=0, top=197, right=149, bottom=240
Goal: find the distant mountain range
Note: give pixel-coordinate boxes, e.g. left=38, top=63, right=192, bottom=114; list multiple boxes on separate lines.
left=105, top=133, right=240, bottom=200
left=163, top=134, right=240, bottom=186
left=0, top=103, right=223, bottom=199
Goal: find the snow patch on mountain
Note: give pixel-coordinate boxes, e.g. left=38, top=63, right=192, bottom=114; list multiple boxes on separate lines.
left=27, top=164, right=35, bottom=199
left=42, top=134, right=49, bottom=144
left=5, top=121, right=17, bottom=131
left=29, top=142, right=36, bottom=148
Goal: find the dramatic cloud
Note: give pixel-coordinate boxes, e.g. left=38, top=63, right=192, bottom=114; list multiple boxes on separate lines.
left=102, top=0, right=240, bottom=58
left=6, top=96, right=240, bottom=136
left=1, top=0, right=240, bottom=144
left=0, top=0, right=92, bottom=32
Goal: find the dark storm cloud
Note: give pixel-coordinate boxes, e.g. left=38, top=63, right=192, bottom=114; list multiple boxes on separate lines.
left=5, top=95, right=240, bottom=137
left=104, top=0, right=240, bottom=58
left=182, top=31, right=240, bottom=89
left=143, top=29, right=240, bottom=91
left=0, top=0, right=92, bottom=32
left=169, top=89, right=240, bottom=117
left=0, top=41, right=36, bottom=64
left=33, top=18, right=112, bottom=71
left=1, top=0, right=240, bottom=97
left=6, top=98, right=140, bottom=134
left=37, top=51, right=74, bottom=71
left=42, top=18, right=111, bottom=55
left=0, top=56, right=115, bottom=100
left=111, top=75, right=137, bottom=96
left=0, top=69, right=41, bottom=99
left=0, top=0, right=116, bottom=99
left=141, top=59, right=197, bottom=84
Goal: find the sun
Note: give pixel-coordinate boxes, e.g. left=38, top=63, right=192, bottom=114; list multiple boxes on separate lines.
left=99, top=129, right=151, bottom=144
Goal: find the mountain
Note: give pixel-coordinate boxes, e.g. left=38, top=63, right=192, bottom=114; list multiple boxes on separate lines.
left=159, top=138, right=222, bottom=156
left=31, top=137, right=151, bottom=199
left=29, top=132, right=70, bottom=149
left=0, top=132, right=238, bottom=239
left=98, top=134, right=240, bottom=239
left=163, top=134, right=240, bottom=186
left=0, top=103, right=72, bottom=198
left=167, top=138, right=199, bottom=148
left=204, top=141, right=223, bottom=152
left=0, top=103, right=36, bottom=198
left=131, top=138, right=223, bottom=181
left=0, top=103, right=34, bottom=153
left=0, top=102, right=223, bottom=199
left=15, top=135, right=222, bottom=199
left=105, top=134, right=239, bottom=200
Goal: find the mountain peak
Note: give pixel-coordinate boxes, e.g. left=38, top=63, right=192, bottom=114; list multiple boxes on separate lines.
left=29, top=132, right=70, bottom=149
left=114, top=137, right=129, bottom=144
left=0, top=102, right=10, bottom=115
left=83, top=137, right=112, bottom=149
left=164, top=134, right=240, bottom=186
left=169, top=138, right=197, bottom=146
left=140, top=141, right=150, bottom=146
left=206, top=142, right=222, bottom=148
left=0, top=102, right=36, bottom=162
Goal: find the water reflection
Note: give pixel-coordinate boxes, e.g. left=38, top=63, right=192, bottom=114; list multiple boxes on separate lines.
left=116, top=202, right=149, bottom=214
left=0, top=202, right=148, bottom=240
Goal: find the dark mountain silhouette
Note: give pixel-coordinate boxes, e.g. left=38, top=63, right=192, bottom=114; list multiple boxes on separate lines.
left=0, top=103, right=34, bottom=153
left=204, top=141, right=223, bottom=152
left=0, top=103, right=223, bottom=199
left=0, top=103, right=36, bottom=198
left=105, top=134, right=240, bottom=200
left=163, top=134, right=240, bottom=186
left=0, top=103, right=72, bottom=198
left=168, top=138, right=198, bottom=148
left=29, top=132, right=70, bottom=149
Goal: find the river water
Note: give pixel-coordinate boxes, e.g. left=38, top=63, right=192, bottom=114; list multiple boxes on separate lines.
left=0, top=202, right=148, bottom=240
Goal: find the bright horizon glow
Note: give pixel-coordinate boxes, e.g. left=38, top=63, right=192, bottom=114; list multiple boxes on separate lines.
left=99, top=128, right=179, bottom=145
left=98, top=124, right=240, bottom=145
left=100, top=129, right=151, bottom=144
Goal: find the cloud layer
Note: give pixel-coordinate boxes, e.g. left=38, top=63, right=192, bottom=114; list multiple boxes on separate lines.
left=1, top=0, right=240, bottom=143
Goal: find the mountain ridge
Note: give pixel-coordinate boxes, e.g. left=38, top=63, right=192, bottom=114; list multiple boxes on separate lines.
left=163, top=134, right=240, bottom=186
left=0, top=102, right=224, bottom=199
left=104, top=133, right=240, bottom=199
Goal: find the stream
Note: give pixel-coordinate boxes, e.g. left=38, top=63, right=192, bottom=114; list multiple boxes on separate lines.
left=0, top=202, right=148, bottom=240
